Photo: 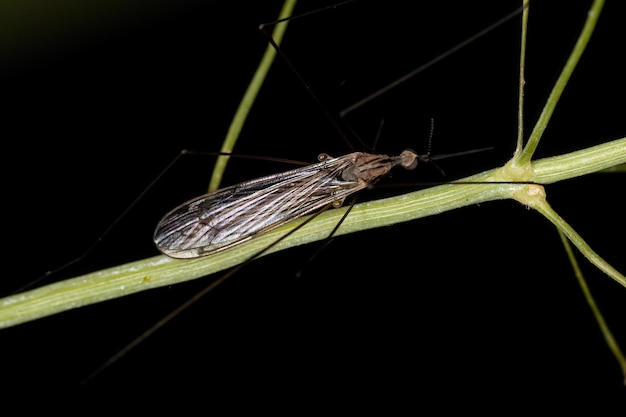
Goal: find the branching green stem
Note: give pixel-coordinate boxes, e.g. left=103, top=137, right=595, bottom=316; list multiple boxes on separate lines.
left=1, top=138, right=624, bottom=328
left=514, top=0, right=604, bottom=165
left=0, top=0, right=622, bottom=344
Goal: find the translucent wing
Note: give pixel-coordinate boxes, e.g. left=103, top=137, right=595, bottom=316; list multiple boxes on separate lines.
left=154, top=153, right=366, bottom=258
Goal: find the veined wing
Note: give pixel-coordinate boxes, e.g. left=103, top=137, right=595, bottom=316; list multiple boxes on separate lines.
left=154, top=153, right=367, bottom=258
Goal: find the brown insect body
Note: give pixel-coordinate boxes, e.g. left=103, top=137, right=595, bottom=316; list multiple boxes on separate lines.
left=154, top=150, right=421, bottom=259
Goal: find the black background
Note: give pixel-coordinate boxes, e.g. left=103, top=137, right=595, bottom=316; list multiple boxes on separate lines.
left=2, top=0, right=625, bottom=409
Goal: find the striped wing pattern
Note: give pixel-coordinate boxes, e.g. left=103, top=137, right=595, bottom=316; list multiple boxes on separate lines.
left=154, top=153, right=366, bottom=258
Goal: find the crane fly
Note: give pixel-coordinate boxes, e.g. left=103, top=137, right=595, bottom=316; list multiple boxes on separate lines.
left=153, top=143, right=491, bottom=259
left=154, top=150, right=422, bottom=259
left=153, top=3, right=526, bottom=260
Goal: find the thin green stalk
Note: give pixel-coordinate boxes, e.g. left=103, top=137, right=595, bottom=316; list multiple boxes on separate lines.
left=514, top=0, right=529, bottom=156
left=514, top=0, right=605, bottom=165
left=557, top=230, right=626, bottom=383
left=208, top=0, right=297, bottom=192
left=527, top=187, right=626, bottom=288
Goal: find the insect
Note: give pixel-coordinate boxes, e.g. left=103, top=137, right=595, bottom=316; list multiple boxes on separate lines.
left=2, top=0, right=624, bottom=406
left=154, top=150, right=422, bottom=258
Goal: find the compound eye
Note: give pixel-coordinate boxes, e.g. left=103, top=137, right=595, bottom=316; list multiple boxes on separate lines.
left=400, top=149, right=419, bottom=170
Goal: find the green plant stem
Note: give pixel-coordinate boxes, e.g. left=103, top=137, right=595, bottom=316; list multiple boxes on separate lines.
left=1, top=137, right=624, bottom=329
left=515, top=0, right=604, bottom=165
left=515, top=0, right=529, bottom=156
left=1, top=0, right=623, bottom=348
left=532, top=190, right=625, bottom=288
left=208, top=0, right=297, bottom=193
left=557, top=230, right=626, bottom=382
